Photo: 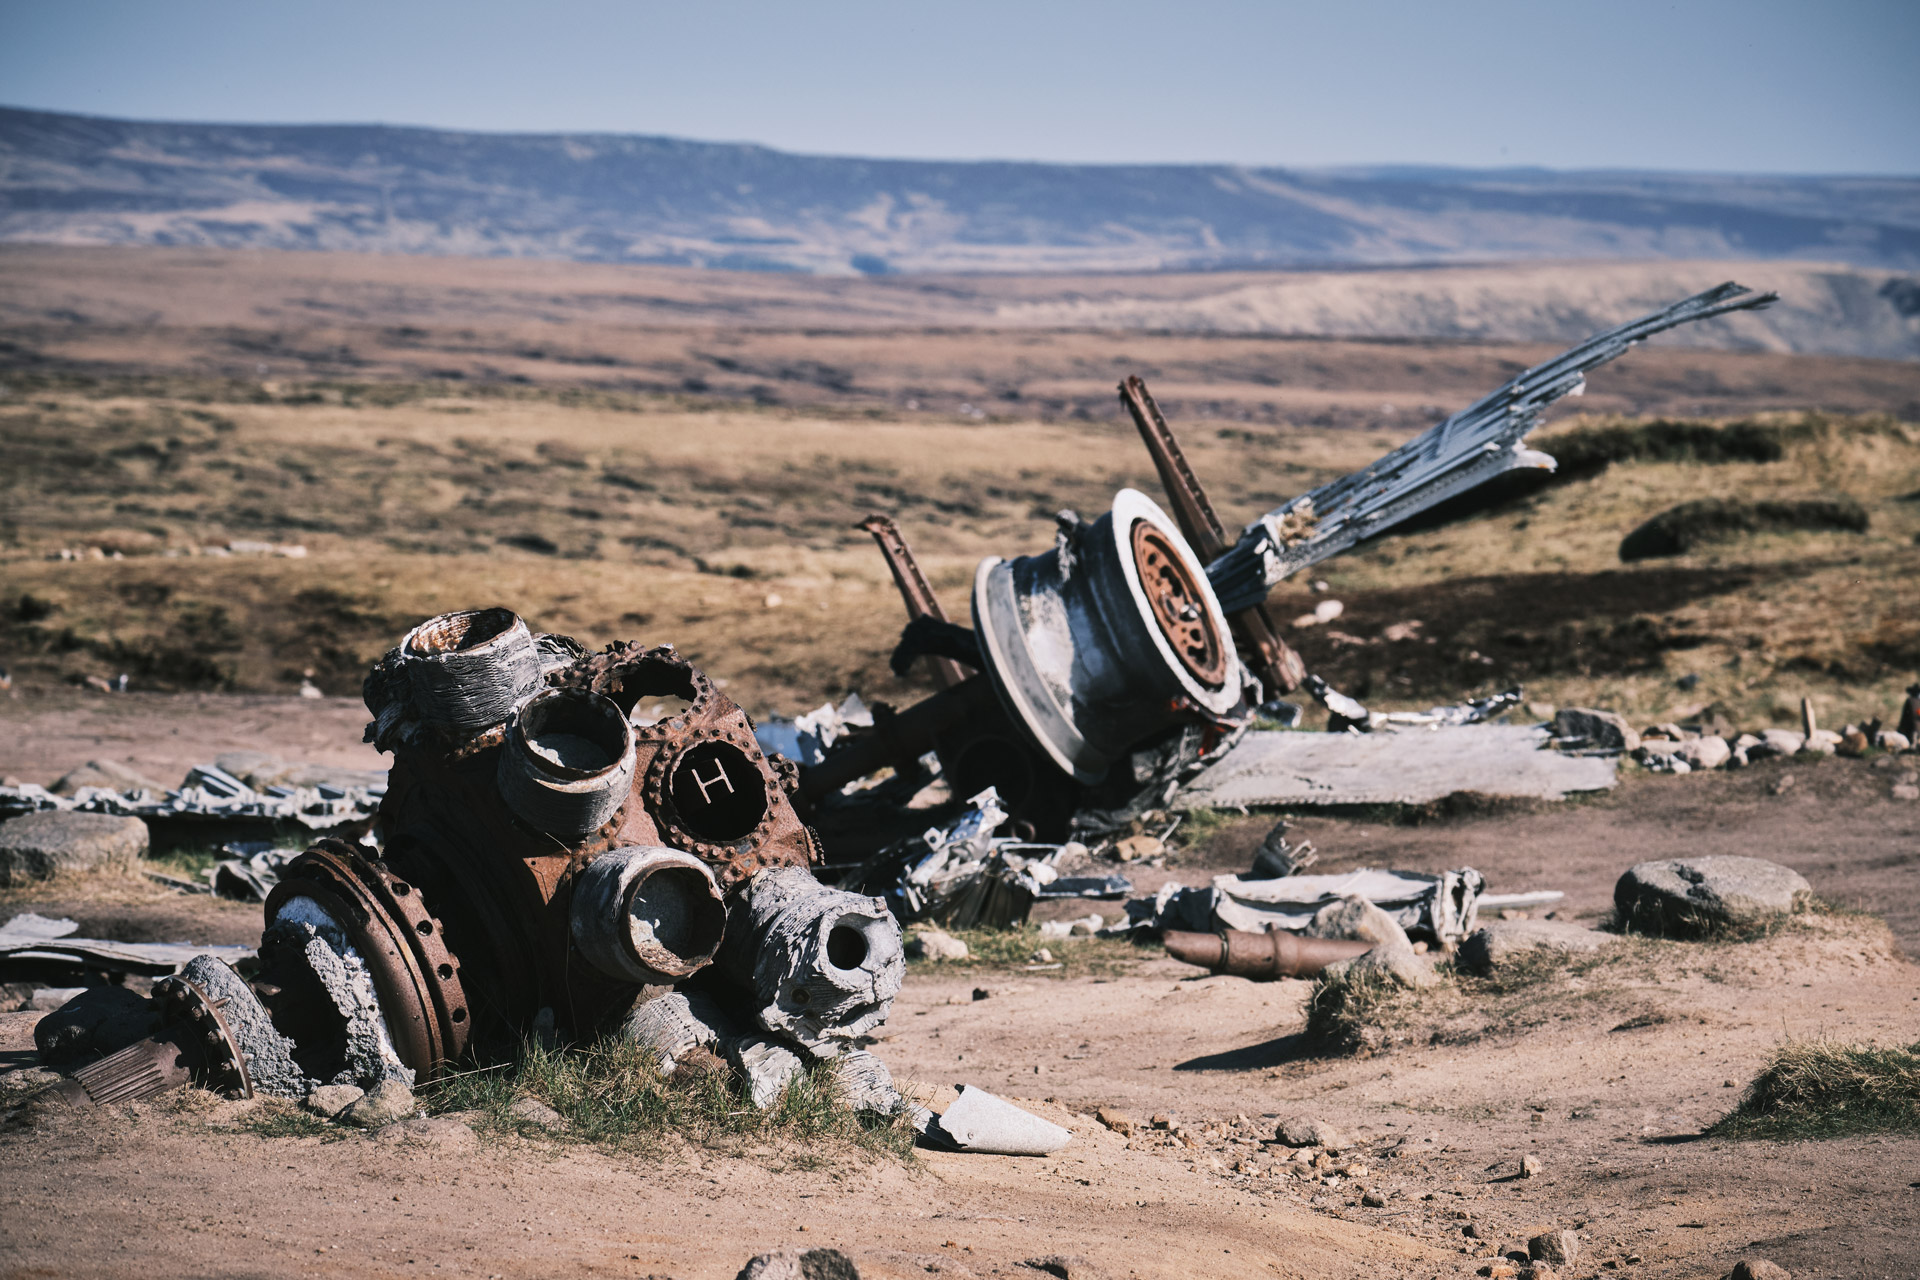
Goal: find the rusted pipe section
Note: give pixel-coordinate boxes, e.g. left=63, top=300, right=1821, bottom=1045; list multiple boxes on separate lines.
left=858, top=514, right=971, bottom=689
left=1163, top=928, right=1372, bottom=980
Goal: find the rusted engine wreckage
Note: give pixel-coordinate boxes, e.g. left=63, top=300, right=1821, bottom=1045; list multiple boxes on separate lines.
left=56, top=615, right=915, bottom=1122
left=46, top=283, right=1772, bottom=1125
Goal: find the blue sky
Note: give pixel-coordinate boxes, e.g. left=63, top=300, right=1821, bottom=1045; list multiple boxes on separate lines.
left=4, top=0, right=1916, bottom=173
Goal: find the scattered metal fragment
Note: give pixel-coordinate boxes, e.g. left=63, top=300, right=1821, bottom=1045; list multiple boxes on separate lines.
left=1206, top=283, right=1780, bottom=611
left=1132, top=866, right=1486, bottom=945
left=1162, top=928, right=1371, bottom=979
left=927, top=1085, right=1072, bottom=1156
left=1174, top=723, right=1617, bottom=809
left=0, top=911, right=253, bottom=979
left=51, top=966, right=255, bottom=1109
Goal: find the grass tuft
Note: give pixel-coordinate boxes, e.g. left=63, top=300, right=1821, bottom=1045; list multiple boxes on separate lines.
left=423, top=1036, right=915, bottom=1161
left=239, top=1100, right=352, bottom=1142
left=1711, top=1039, right=1920, bottom=1140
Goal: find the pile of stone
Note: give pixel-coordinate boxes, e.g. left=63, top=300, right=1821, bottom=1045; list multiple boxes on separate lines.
left=1551, top=691, right=1917, bottom=778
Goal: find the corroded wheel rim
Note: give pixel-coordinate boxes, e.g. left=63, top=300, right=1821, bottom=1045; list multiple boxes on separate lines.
left=1130, top=519, right=1230, bottom=688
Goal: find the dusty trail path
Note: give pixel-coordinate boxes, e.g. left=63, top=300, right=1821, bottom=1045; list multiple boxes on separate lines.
left=2, top=695, right=1918, bottom=1279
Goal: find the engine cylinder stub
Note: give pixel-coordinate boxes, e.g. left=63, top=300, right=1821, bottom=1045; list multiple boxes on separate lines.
left=718, top=867, right=905, bottom=1056
left=570, top=846, right=728, bottom=985
left=497, top=688, right=638, bottom=838
left=401, top=607, right=546, bottom=732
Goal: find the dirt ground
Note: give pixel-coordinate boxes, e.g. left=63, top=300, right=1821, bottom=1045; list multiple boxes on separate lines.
left=3, top=696, right=1918, bottom=1279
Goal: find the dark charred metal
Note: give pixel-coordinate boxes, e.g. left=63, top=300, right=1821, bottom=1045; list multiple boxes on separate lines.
left=51, top=972, right=253, bottom=1108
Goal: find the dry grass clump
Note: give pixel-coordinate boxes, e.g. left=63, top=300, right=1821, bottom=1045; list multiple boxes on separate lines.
left=423, top=1036, right=916, bottom=1161
left=1712, top=1039, right=1920, bottom=1140
left=1619, top=496, right=1869, bottom=561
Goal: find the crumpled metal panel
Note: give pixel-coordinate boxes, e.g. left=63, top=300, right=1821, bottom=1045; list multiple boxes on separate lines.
left=1173, top=723, right=1618, bottom=809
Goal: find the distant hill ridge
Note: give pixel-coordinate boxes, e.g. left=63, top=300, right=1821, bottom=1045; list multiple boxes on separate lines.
left=3, top=105, right=1919, bottom=276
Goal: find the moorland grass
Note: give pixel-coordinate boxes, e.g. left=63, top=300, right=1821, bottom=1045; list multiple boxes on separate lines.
left=1711, top=1039, right=1920, bottom=1140
left=422, top=1036, right=916, bottom=1161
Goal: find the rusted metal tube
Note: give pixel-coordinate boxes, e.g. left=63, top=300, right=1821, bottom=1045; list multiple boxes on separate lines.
left=1163, top=928, right=1372, bottom=980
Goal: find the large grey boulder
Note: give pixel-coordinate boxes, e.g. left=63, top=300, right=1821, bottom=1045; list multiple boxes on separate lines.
left=1553, top=708, right=1639, bottom=754
left=1615, top=856, right=1811, bottom=936
left=1457, top=919, right=1610, bottom=975
left=49, top=759, right=166, bottom=797
left=0, top=812, right=149, bottom=884
left=1318, top=897, right=1438, bottom=989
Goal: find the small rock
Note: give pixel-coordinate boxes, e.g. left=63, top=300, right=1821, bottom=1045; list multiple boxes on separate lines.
left=1112, top=834, right=1163, bottom=862
left=1615, top=855, right=1812, bottom=936
left=0, top=811, right=149, bottom=884
left=1553, top=708, right=1639, bottom=754
left=1640, top=722, right=1694, bottom=742
left=1528, top=1230, right=1578, bottom=1264
left=1151, top=1112, right=1174, bottom=1130
left=0, top=1066, right=62, bottom=1099
left=1756, top=728, right=1805, bottom=758
left=1875, top=730, right=1911, bottom=753
left=1095, top=1107, right=1133, bottom=1135
left=1457, top=920, right=1609, bottom=975
left=1361, top=1191, right=1388, bottom=1207
left=372, top=1115, right=477, bottom=1151
left=970, top=987, right=990, bottom=1001
left=1676, top=735, right=1731, bottom=771
left=1895, top=783, right=1920, bottom=802
left=303, top=1084, right=364, bottom=1118
left=342, top=1077, right=416, bottom=1128
left=905, top=928, right=969, bottom=961
left=1729, top=1261, right=1790, bottom=1280
left=1464, top=1223, right=1486, bottom=1240
left=1020, top=1256, right=1094, bottom=1280
left=1307, top=895, right=1405, bottom=946
left=1800, top=729, right=1841, bottom=756
left=32, top=986, right=157, bottom=1066
left=49, top=759, right=166, bottom=797
left=1837, top=727, right=1871, bottom=757
left=1031, top=948, right=1053, bottom=963
left=736, top=1248, right=862, bottom=1280
left=1519, top=1154, right=1542, bottom=1177
left=1769, top=774, right=1796, bottom=796
left=507, top=1095, right=565, bottom=1130
left=1276, top=1116, right=1350, bottom=1149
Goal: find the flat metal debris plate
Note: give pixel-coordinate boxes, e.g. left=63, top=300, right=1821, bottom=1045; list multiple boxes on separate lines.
left=1174, top=724, right=1616, bottom=809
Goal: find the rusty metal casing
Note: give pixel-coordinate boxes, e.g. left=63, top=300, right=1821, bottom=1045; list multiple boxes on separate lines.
left=1162, top=928, right=1372, bottom=980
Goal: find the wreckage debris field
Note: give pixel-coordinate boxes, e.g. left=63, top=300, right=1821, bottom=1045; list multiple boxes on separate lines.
left=3, top=250, right=1920, bottom=1280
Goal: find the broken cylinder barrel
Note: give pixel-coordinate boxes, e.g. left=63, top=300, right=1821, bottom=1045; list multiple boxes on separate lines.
left=1162, top=928, right=1372, bottom=980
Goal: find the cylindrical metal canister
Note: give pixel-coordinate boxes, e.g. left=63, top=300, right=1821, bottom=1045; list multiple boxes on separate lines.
left=570, top=846, right=727, bottom=985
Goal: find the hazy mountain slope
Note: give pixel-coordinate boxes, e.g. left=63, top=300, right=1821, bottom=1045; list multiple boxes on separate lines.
left=4, top=106, right=1919, bottom=274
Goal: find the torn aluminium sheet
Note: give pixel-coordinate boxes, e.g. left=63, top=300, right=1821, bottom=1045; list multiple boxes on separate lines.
left=0, top=764, right=382, bottom=833
left=1173, top=723, right=1617, bottom=809
left=1127, top=867, right=1486, bottom=945
left=0, top=912, right=255, bottom=977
